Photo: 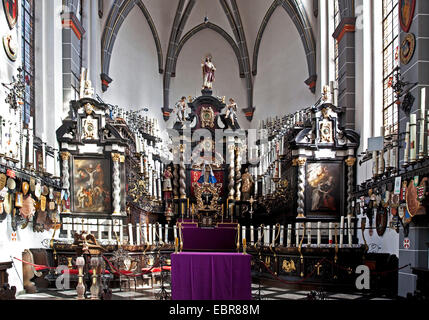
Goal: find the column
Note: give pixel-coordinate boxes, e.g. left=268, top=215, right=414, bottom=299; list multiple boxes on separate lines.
left=295, top=157, right=307, bottom=219
left=111, top=153, right=122, bottom=216
left=61, top=152, right=71, bottom=214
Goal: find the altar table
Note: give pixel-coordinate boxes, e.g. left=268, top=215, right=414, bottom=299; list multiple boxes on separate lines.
left=171, top=252, right=252, bottom=300
left=180, top=226, right=237, bottom=251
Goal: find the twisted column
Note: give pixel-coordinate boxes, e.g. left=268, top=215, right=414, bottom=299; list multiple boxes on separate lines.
left=295, top=157, right=306, bottom=219
left=235, top=145, right=242, bottom=201
left=173, top=164, right=179, bottom=199
left=228, top=144, right=235, bottom=200
left=345, top=157, right=356, bottom=216
left=61, top=152, right=71, bottom=214
left=112, top=153, right=122, bottom=215
left=179, top=144, right=186, bottom=199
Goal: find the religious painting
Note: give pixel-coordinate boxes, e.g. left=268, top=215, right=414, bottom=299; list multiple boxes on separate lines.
left=305, top=162, right=343, bottom=219
left=190, top=170, right=224, bottom=198
left=399, top=0, right=416, bottom=33
left=73, top=158, right=111, bottom=214
left=2, top=0, right=18, bottom=29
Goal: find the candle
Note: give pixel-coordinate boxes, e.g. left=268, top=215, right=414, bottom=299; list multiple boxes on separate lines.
left=187, top=198, right=190, bottom=217
left=295, top=223, right=300, bottom=246
left=340, top=216, right=344, bottom=247
left=108, top=220, right=112, bottom=243
left=142, top=223, right=147, bottom=243
left=159, top=224, right=163, bottom=244
left=250, top=226, right=254, bottom=245
left=307, top=222, right=312, bottom=246
left=175, top=237, right=179, bottom=253
left=242, top=226, right=246, bottom=242
left=265, top=226, right=270, bottom=246
left=279, top=225, right=284, bottom=246
left=154, top=224, right=158, bottom=244
left=257, top=227, right=262, bottom=244
left=348, top=215, right=352, bottom=246
left=419, top=88, right=426, bottom=159
left=173, top=225, right=177, bottom=242
left=317, top=221, right=321, bottom=247
left=287, top=224, right=292, bottom=247
left=410, top=114, right=417, bottom=163
left=128, top=223, right=134, bottom=245
left=148, top=224, right=153, bottom=245
left=119, top=220, right=124, bottom=244
left=136, top=223, right=141, bottom=245
left=328, top=222, right=333, bottom=246
left=165, top=224, right=169, bottom=243
left=272, top=225, right=276, bottom=246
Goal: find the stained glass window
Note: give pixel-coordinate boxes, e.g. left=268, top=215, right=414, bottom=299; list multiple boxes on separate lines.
left=382, top=0, right=399, bottom=135
left=21, top=0, right=35, bottom=128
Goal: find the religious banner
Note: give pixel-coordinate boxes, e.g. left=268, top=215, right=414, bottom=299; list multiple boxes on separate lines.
left=399, top=0, right=416, bottom=33
left=2, top=0, right=18, bottom=29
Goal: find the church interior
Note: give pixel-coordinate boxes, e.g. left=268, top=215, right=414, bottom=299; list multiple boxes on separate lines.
left=0, top=0, right=428, bottom=304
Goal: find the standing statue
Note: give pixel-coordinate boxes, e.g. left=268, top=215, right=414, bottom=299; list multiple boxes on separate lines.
left=225, top=98, right=238, bottom=129
left=174, top=96, right=188, bottom=123
left=163, top=166, right=173, bottom=199
left=202, top=55, right=216, bottom=90
left=241, top=168, right=254, bottom=201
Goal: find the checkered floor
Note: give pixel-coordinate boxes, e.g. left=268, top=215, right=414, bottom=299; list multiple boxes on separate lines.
left=16, top=283, right=392, bottom=301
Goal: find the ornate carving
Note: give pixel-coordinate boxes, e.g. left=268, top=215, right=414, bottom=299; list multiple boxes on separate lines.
left=345, top=157, right=356, bottom=167
left=194, top=182, right=221, bottom=212
left=111, top=153, right=121, bottom=162
left=282, top=259, right=296, bottom=273
left=201, top=106, right=215, bottom=128
left=60, top=152, right=71, bottom=161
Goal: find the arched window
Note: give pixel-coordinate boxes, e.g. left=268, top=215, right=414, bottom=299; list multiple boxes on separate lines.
left=21, top=0, right=35, bottom=127
left=382, top=0, right=399, bottom=135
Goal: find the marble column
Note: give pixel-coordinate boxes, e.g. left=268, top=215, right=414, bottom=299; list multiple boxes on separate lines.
left=112, top=153, right=122, bottom=216
left=295, top=157, right=307, bottom=219
left=61, top=152, right=71, bottom=214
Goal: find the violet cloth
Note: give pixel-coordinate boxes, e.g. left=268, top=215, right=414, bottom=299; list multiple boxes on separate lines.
left=171, top=252, right=252, bottom=300
left=181, top=227, right=237, bottom=251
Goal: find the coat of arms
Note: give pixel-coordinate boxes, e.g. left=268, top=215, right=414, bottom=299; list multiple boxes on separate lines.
left=3, top=0, right=18, bottom=30
left=399, top=0, right=416, bottom=33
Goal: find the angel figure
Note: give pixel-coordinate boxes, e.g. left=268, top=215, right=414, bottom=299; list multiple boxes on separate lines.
left=202, top=55, right=216, bottom=90
left=175, top=96, right=188, bottom=123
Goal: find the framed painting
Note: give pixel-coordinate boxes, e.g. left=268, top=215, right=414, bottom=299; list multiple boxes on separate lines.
left=399, top=0, right=416, bottom=33
left=305, top=161, right=344, bottom=219
left=72, top=157, right=111, bottom=214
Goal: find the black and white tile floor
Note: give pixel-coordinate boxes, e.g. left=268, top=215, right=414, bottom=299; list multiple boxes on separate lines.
left=15, top=283, right=393, bottom=301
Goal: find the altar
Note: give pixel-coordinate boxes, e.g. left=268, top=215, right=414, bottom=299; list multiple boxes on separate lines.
left=171, top=252, right=252, bottom=300
left=179, top=223, right=238, bottom=251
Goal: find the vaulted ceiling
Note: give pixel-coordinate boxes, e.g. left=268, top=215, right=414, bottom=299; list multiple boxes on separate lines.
left=101, top=0, right=317, bottom=122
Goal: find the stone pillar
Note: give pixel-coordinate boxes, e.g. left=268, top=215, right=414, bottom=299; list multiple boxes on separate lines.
left=111, top=153, right=122, bottom=216
left=228, top=144, right=235, bottom=201
left=345, top=156, right=356, bottom=216
left=397, top=1, right=429, bottom=298
left=235, top=144, right=242, bottom=201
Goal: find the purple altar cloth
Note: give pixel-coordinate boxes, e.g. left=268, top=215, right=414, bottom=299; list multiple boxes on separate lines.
left=171, top=252, right=252, bottom=300
left=181, top=227, right=237, bottom=251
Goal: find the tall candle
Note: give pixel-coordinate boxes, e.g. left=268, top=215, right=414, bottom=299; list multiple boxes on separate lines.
left=339, top=216, right=344, bottom=247
left=295, top=223, right=300, bottom=246
left=404, top=121, right=410, bottom=166
left=119, top=220, right=124, bottom=244
left=148, top=224, right=153, bottom=245
left=272, top=225, right=276, bottom=246
left=108, top=220, right=112, bottom=243
left=165, top=224, right=169, bottom=243
left=265, top=226, right=270, bottom=246
left=242, top=226, right=246, bottom=242
left=257, top=227, right=262, bottom=244
left=250, top=226, right=254, bottom=245
left=173, top=225, right=177, bottom=242
left=287, top=224, right=292, bottom=247
left=279, top=225, right=284, bottom=246
left=410, top=114, right=417, bottom=163
left=328, top=222, right=333, bottom=246
left=307, top=222, right=312, bottom=246
left=348, top=215, right=352, bottom=246
left=142, top=223, right=147, bottom=243
left=317, top=221, right=321, bottom=247
left=159, top=224, right=163, bottom=244
left=136, top=223, right=141, bottom=245
left=154, top=225, right=158, bottom=244
left=419, top=88, right=426, bottom=159
left=128, top=223, right=134, bottom=245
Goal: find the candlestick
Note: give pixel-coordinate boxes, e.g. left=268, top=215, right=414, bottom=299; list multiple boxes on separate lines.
left=165, top=224, right=169, bottom=243
left=287, top=224, right=291, bottom=247
left=243, top=238, right=247, bottom=254
left=317, top=221, right=321, bottom=247
left=410, top=114, right=417, bottom=163
left=339, top=216, right=344, bottom=247
left=272, top=225, right=276, bottom=246
left=279, top=225, right=284, bottom=247
left=175, top=237, right=179, bottom=253
left=328, top=222, right=333, bottom=246
left=242, top=226, right=246, bottom=243
left=173, top=225, right=177, bottom=243
left=76, top=256, right=86, bottom=300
